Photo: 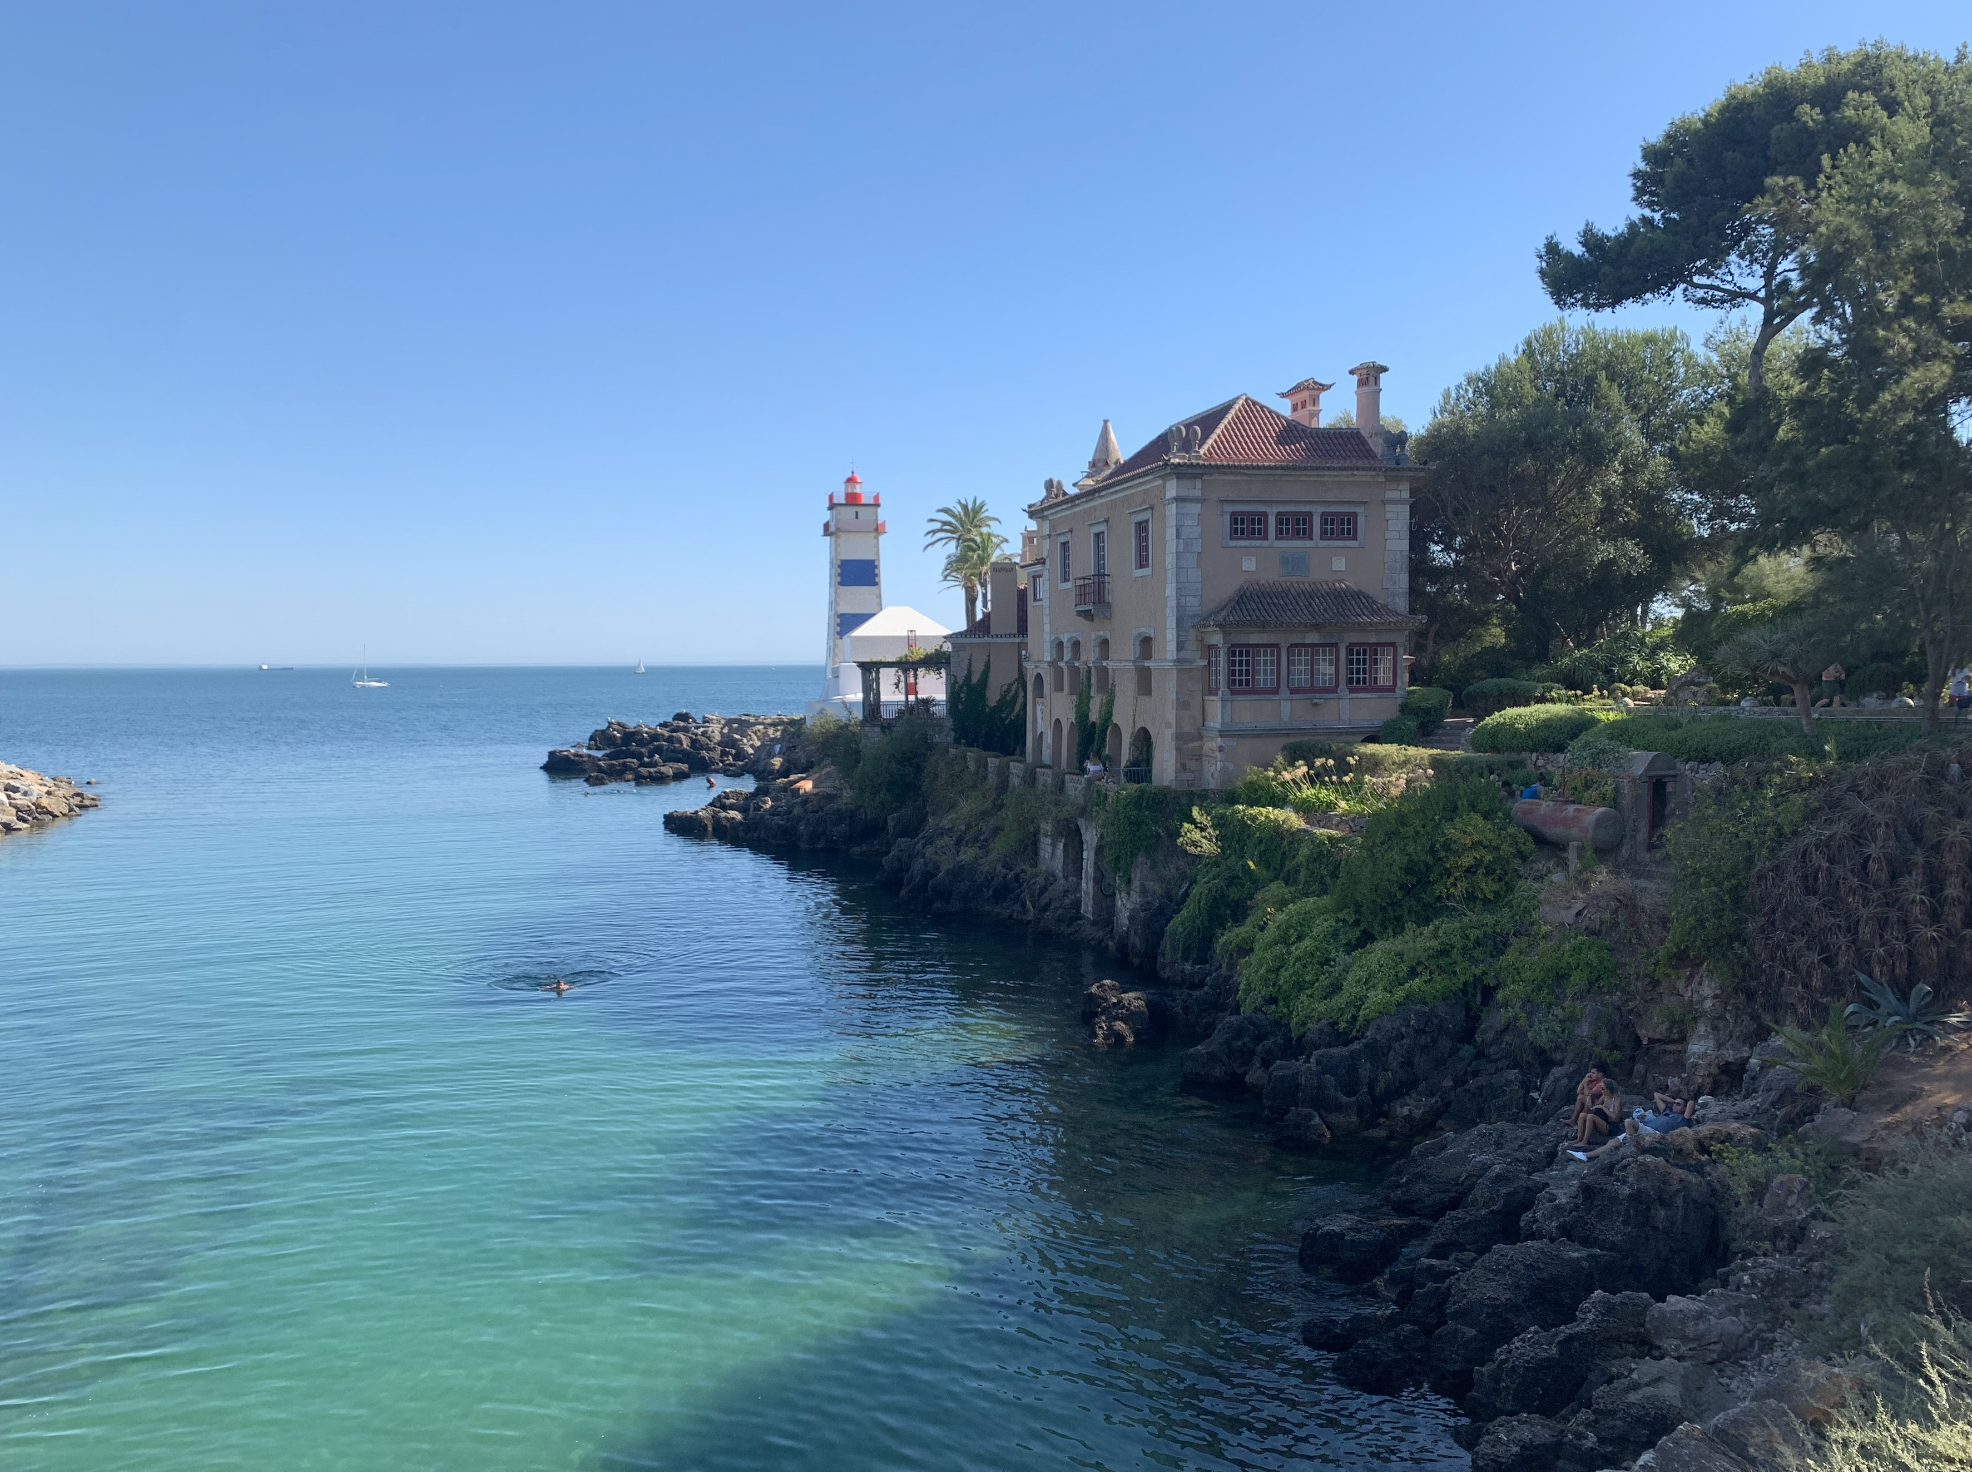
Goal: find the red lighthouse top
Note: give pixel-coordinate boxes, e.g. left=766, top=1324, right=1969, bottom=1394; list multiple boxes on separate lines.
left=830, top=469, right=876, bottom=507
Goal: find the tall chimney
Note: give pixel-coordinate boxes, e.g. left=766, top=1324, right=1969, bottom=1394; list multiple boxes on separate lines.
left=1276, top=378, right=1333, bottom=427
left=1349, top=362, right=1389, bottom=456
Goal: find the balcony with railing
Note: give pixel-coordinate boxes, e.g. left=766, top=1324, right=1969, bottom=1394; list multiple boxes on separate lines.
left=1071, top=573, right=1110, bottom=619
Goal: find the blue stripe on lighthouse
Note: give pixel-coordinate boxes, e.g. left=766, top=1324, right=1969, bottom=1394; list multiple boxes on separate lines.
left=837, top=559, right=879, bottom=587
left=837, top=612, right=874, bottom=638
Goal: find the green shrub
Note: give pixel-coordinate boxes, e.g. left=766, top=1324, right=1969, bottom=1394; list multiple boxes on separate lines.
left=851, top=715, right=937, bottom=818
left=803, top=713, right=866, bottom=780
left=1330, top=779, right=1533, bottom=939
left=1540, top=627, right=1692, bottom=691
left=991, top=782, right=1069, bottom=859
left=1710, top=1135, right=1847, bottom=1208
left=922, top=747, right=983, bottom=817
left=1400, top=686, right=1453, bottom=735
left=1661, top=762, right=1816, bottom=983
left=1375, top=715, right=1424, bottom=745
left=1779, top=1005, right=1894, bottom=1107
left=1237, top=895, right=1353, bottom=1025
left=1162, top=806, right=1350, bottom=965
left=1816, top=1311, right=1972, bottom=1471
left=1564, top=729, right=1632, bottom=772
left=1095, top=784, right=1192, bottom=885
left=1493, top=932, right=1619, bottom=1007
left=1820, top=1140, right=1972, bottom=1358
left=1470, top=703, right=1603, bottom=753
left=1593, top=712, right=1932, bottom=765
left=1462, top=677, right=1542, bottom=717
left=947, top=655, right=1027, bottom=755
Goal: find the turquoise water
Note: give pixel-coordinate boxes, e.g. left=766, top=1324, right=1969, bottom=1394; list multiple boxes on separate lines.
left=0, top=668, right=1463, bottom=1470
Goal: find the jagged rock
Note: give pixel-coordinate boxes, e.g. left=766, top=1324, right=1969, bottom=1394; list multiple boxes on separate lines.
left=1449, top=1070, right=1539, bottom=1129
left=1573, top=1360, right=1728, bottom=1466
left=1082, top=981, right=1154, bottom=1048
left=1521, top=1150, right=1729, bottom=1298
left=1647, top=1295, right=1752, bottom=1364
left=1471, top=1414, right=1566, bottom=1472
left=1645, top=1423, right=1755, bottom=1472
left=1431, top=1241, right=1618, bottom=1390
left=1465, top=1290, right=1654, bottom=1422
left=1331, top=1323, right=1432, bottom=1394
left=1279, top=1000, right=1470, bottom=1138
left=1704, top=1399, right=1814, bottom=1470
left=1181, top=1012, right=1287, bottom=1091
left=1752, top=1359, right=1862, bottom=1428
left=1276, top=1107, right=1332, bottom=1146
left=1382, top=1122, right=1559, bottom=1220
left=1297, top=1213, right=1428, bottom=1282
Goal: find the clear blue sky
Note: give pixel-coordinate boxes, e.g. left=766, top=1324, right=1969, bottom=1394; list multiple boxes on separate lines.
left=2, top=3, right=1963, bottom=666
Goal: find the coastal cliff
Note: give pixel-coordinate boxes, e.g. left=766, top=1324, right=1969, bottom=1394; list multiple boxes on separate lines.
left=0, top=761, right=99, bottom=836
left=636, top=718, right=1972, bottom=1471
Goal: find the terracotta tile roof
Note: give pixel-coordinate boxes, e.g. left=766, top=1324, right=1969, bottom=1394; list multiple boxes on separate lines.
left=1198, top=581, right=1423, bottom=629
left=1093, top=395, right=1383, bottom=486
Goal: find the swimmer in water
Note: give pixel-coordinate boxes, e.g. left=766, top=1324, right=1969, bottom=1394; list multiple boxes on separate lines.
left=706, top=775, right=717, bottom=789
left=540, top=976, right=571, bottom=995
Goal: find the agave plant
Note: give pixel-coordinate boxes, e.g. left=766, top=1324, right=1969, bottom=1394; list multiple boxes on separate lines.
left=1846, top=971, right=1972, bottom=1053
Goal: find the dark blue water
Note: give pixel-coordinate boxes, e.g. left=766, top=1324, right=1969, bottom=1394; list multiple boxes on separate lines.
left=0, top=667, right=1464, bottom=1470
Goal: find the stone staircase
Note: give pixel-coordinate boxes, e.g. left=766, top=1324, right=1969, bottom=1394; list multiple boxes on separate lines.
left=1420, top=718, right=1474, bottom=753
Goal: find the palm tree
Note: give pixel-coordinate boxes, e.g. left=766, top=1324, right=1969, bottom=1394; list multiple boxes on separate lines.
left=924, top=499, right=1007, bottom=628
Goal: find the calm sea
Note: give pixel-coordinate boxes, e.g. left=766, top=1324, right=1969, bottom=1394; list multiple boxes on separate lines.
left=0, top=667, right=1463, bottom=1470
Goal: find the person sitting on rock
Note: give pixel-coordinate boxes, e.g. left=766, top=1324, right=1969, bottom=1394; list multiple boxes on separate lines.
left=1571, top=1092, right=1695, bottom=1160
left=1568, top=1067, right=1606, bottom=1126
left=1570, top=1076, right=1621, bottom=1149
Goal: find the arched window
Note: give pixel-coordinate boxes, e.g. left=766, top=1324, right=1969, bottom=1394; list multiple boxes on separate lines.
left=1125, top=728, right=1153, bottom=782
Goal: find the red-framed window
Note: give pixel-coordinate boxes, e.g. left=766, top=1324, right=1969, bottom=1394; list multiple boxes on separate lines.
left=1226, top=644, right=1280, bottom=693
left=1134, top=516, right=1152, bottom=570
left=1275, top=512, right=1313, bottom=541
left=1228, top=511, right=1268, bottom=540
left=1320, top=511, right=1359, bottom=542
left=1346, top=643, right=1397, bottom=691
left=1287, top=642, right=1338, bottom=692
left=1206, top=645, right=1222, bottom=693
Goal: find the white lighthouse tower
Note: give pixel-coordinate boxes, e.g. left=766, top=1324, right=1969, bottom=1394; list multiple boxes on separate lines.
left=819, top=471, right=885, bottom=711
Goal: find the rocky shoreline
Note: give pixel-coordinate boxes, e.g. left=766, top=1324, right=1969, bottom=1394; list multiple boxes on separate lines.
left=637, top=726, right=1955, bottom=1472
left=542, top=713, right=800, bottom=786
left=0, top=761, right=100, bottom=836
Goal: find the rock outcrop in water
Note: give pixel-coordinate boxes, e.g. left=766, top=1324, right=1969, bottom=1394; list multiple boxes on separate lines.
left=0, top=761, right=99, bottom=837
left=543, top=713, right=800, bottom=787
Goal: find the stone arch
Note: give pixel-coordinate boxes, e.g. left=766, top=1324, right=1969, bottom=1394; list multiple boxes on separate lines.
left=1062, top=820, right=1084, bottom=885
left=1050, top=718, right=1063, bottom=767
left=1126, top=727, right=1153, bottom=782
left=1105, top=723, right=1122, bottom=769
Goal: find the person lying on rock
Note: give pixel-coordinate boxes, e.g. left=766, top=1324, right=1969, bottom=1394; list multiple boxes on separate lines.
left=1570, top=1092, right=1695, bottom=1160
left=1570, top=1076, right=1622, bottom=1149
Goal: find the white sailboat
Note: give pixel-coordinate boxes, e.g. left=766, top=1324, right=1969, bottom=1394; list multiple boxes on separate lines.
left=634, top=656, right=646, bottom=675
left=352, top=647, right=388, bottom=689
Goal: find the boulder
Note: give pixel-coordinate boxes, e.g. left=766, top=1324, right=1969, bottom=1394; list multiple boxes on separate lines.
left=1575, top=1359, right=1727, bottom=1466
left=1082, top=981, right=1154, bottom=1049
left=1704, top=1399, right=1814, bottom=1470
left=1382, top=1122, right=1559, bottom=1220
left=1522, top=1150, right=1729, bottom=1297
left=1645, top=1423, right=1756, bottom=1472
left=1431, top=1241, right=1616, bottom=1390
left=1449, top=1070, right=1538, bottom=1130
left=1331, top=1324, right=1432, bottom=1395
left=1647, top=1295, right=1752, bottom=1364
left=1465, top=1290, right=1653, bottom=1422
left=1180, top=1012, right=1286, bottom=1091
left=1753, top=1358, right=1862, bottom=1428
left=1471, top=1414, right=1566, bottom=1472
left=1298, top=1212, right=1428, bottom=1282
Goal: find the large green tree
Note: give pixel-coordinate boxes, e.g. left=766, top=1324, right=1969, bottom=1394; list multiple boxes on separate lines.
left=1538, top=45, right=1948, bottom=393
left=1410, top=322, right=1714, bottom=668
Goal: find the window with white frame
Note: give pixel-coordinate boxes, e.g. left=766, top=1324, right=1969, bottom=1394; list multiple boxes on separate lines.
left=1206, top=645, right=1221, bottom=694
left=1226, top=644, right=1279, bottom=693
left=1345, top=643, right=1396, bottom=690
left=1058, top=537, right=1072, bottom=585
left=1228, top=511, right=1267, bottom=540
left=1320, top=512, right=1359, bottom=543
left=1288, top=643, right=1338, bottom=692
left=1274, top=512, right=1313, bottom=541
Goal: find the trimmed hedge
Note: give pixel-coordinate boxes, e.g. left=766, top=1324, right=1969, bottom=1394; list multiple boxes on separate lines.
left=1374, top=715, right=1423, bottom=745
left=1461, top=678, right=1541, bottom=717
left=1469, top=704, right=1603, bottom=754
left=1597, top=713, right=1933, bottom=765
left=1400, top=686, right=1453, bottom=736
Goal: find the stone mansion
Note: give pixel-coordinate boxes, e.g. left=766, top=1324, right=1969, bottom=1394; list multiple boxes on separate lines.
left=952, top=362, right=1423, bottom=789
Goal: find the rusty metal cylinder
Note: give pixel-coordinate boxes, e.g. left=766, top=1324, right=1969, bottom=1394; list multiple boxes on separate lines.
left=1512, top=798, right=1624, bottom=852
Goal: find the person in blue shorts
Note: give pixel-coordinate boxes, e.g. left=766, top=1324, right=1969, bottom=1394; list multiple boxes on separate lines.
left=1571, top=1092, right=1696, bottom=1160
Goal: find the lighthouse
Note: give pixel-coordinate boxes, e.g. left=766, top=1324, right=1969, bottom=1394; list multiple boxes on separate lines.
left=820, top=472, right=885, bottom=709
left=811, top=471, right=952, bottom=718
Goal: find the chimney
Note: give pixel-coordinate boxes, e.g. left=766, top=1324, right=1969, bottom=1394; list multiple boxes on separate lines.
left=1276, top=378, right=1333, bottom=427
left=987, top=559, right=1019, bottom=636
left=1349, top=362, right=1390, bottom=456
